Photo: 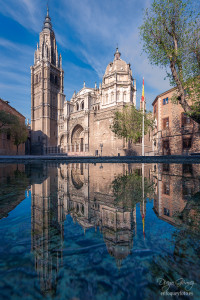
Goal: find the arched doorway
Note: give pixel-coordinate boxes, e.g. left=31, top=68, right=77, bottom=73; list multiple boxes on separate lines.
left=71, top=125, right=84, bottom=152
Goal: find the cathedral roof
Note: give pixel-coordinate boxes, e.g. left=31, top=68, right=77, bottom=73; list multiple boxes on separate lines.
left=104, top=48, right=131, bottom=77
left=43, top=7, right=53, bottom=31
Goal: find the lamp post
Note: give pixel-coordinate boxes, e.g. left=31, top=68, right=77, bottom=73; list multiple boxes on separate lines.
left=100, top=143, right=103, bottom=156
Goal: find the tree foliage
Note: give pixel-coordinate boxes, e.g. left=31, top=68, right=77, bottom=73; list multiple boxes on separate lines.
left=111, top=105, right=153, bottom=143
left=0, top=110, right=19, bottom=130
left=0, top=110, right=28, bottom=154
left=112, top=170, right=154, bottom=209
left=140, top=0, right=200, bottom=123
left=11, top=123, right=28, bottom=154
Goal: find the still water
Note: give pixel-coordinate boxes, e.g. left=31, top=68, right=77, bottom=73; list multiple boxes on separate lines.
left=0, top=162, right=199, bottom=300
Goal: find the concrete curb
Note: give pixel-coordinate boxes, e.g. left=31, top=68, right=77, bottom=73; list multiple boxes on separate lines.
left=0, top=155, right=200, bottom=164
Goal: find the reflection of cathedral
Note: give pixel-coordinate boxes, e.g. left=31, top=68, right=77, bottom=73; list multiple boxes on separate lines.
left=30, top=162, right=153, bottom=292
left=58, top=163, right=152, bottom=266
left=31, top=8, right=152, bottom=155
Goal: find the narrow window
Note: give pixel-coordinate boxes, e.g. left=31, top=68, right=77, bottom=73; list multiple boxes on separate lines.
left=163, top=117, right=169, bottom=129
left=182, top=137, right=192, bottom=149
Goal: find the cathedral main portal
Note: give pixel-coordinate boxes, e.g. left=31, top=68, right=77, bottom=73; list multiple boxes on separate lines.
left=71, top=125, right=85, bottom=152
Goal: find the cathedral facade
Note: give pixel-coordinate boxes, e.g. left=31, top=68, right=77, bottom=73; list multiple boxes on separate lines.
left=31, top=9, right=152, bottom=156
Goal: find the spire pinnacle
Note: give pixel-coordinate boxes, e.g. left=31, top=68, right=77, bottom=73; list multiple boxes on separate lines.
left=43, top=5, right=52, bottom=31
left=114, top=47, right=121, bottom=60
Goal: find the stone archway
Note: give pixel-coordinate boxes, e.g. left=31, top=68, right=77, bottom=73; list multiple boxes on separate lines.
left=71, top=125, right=84, bottom=152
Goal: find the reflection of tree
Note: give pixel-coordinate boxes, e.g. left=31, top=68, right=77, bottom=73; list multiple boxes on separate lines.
left=147, top=192, right=200, bottom=298
left=147, top=229, right=200, bottom=297
left=0, top=165, right=30, bottom=219
left=175, top=191, right=200, bottom=234
left=112, top=170, right=154, bottom=208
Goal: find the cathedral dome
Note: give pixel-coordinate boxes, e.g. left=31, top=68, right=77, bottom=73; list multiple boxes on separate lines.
left=104, top=48, right=131, bottom=76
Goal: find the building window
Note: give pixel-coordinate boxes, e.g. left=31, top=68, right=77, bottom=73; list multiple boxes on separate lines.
left=81, top=101, right=84, bottom=110
left=76, top=103, right=79, bottom=111
left=163, top=164, right=170, bottom=172
left=154, top=105, right=157, bottom=114
left=50, top=73, right=54, bottom=83
left=164, top=208, right=170, bottom=216
left=55, top=75, right=58, bottom=85
left=182, top=137, right=192, bottom=149
left=7, top=132, right=10, bottom=140
left=111, top=92, right=114, bottom=102
left=183, top=164, right=193, bottom=174
left=163, top=182, right=170, bottom=195
left=163, top=97, right=169, bottom=105
left=163, top=117, right=169, bottom=129
left=182, top=113, right=191, bottom=125
left=117, top=91, right=120, bottom=101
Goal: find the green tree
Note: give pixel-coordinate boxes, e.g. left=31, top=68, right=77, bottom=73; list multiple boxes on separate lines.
left=112, top=170, right=154, bottom=209
left=10, top=122, right=28, bottom=154
left=140, top=0, right=200, bottom=123
left=0, top=111, right=18, bottom=131
left=111, top=105, right=153, bottom=143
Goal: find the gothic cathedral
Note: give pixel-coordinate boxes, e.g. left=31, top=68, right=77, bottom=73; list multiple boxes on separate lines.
left=31, top=9, right=152, bottom=156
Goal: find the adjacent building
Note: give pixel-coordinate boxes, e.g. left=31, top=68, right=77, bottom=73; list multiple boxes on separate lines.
left=152, top=87, right=200, bottom=155
left=0, top=98, right=26, bottom=155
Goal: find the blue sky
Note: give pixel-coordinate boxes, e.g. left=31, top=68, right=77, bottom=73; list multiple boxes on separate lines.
left=0, top=0, right=171, bottom=120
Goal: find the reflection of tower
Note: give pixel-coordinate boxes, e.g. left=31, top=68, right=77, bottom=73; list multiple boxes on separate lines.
left=31, top=166, right=64, bottom=295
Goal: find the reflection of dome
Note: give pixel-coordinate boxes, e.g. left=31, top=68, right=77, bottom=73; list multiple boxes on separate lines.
left=103, top=227, right=133, bottom=265
left=106, top=241, right=132, bottom=261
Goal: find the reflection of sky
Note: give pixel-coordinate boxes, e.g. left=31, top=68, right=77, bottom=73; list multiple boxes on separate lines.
left=0, top=0, right=172, bottom=120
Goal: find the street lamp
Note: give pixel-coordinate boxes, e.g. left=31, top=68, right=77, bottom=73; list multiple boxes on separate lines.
left=100, top=143, right=103, bottom=156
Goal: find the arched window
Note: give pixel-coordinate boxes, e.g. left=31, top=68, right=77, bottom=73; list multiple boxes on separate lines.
left=76, top=103, right=79, bottom=111
left=81, top=101, right=84, bottom=110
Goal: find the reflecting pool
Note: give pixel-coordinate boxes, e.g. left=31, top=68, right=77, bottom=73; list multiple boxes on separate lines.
left=0, top=162, right=200, bottom=299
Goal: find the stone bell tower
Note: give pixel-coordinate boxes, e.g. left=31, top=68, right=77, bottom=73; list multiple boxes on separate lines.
left=31, top=7, right=65, bottom=154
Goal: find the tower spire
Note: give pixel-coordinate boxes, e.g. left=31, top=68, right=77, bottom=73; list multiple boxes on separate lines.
left=114, top=47, right=121, bottom=60
left=43, top=4, right=52, bottom=31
